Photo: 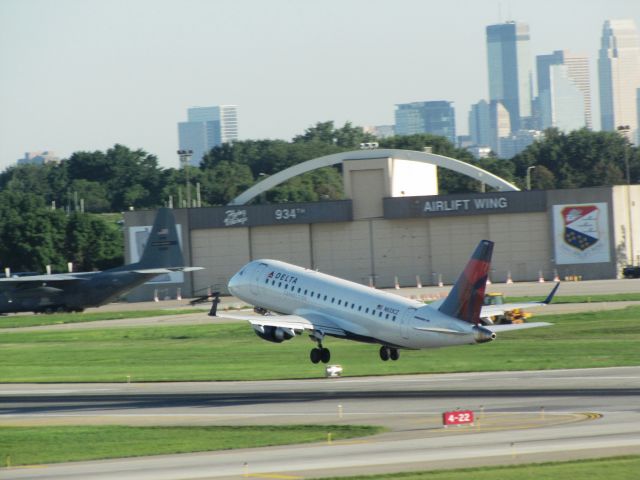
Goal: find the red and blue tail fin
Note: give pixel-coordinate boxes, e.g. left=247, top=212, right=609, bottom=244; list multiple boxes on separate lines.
left=438, top=240, right=494, bottom=324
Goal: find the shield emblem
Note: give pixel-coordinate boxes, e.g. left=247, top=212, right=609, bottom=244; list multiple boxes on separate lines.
left=561, top=205, right=600, bottom=251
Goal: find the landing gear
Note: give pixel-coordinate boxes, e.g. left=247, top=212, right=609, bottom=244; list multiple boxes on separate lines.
left=379, top=346, right=399, bottom=361
left=309, top=331, right=331, bottom=364
left=310, top=346, right=331, bottom=364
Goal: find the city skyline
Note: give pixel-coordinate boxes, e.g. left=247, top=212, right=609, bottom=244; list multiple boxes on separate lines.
left=1, top=0, right=639, bottom=170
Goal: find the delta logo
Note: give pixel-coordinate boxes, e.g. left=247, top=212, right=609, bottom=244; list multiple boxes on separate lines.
left=267, top=271, right=298, bottom=284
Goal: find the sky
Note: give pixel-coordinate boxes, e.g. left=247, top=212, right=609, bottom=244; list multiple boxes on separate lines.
left=1, top=0, right=639, bottom=171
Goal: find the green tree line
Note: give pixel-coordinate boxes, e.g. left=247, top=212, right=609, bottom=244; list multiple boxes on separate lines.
left=0, top=122, right=638, bottom=272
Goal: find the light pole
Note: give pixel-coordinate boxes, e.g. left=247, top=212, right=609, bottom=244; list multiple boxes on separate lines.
left=617, top=126, right=634, bottom=266
left=177, top=150, right=193, bottom=208
left=526, top=166, right=536, bottom=190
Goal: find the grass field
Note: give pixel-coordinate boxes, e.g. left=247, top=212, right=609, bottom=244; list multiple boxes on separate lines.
left=320, top=455, right=640, bottom=480
left=498, top=293, right=640, bottom=304
left=0, top=309, right=207, bottom=329
left=0, top=425, right=382, bottom=466
left=1, top=305, right=640, bottom=382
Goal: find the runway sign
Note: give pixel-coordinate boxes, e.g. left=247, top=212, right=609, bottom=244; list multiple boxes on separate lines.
left=442, top=410, right=474, bottom=426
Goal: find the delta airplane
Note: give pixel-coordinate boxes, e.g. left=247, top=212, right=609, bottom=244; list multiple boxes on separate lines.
left=224, top=240, right=552, bottom=364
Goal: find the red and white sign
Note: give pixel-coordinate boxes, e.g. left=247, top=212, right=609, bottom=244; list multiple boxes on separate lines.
left=552, top=203, right=610, bottom=264
left=442, top=410, right=474, bottom=426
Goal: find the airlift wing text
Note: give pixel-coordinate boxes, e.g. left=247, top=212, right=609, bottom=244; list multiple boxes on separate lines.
left=384, top=191, right=546, bottom=219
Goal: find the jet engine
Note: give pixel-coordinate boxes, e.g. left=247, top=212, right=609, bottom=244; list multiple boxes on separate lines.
left=252, top=325, right=295, bottom=343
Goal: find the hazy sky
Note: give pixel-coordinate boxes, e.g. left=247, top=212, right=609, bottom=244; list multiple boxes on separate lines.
left=1, top=0, right=639, bottom=170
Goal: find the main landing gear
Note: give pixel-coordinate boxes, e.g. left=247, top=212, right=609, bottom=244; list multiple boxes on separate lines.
left=310, top=344, right=331, bottom=364
left=379, top=346, right=399, bottom=361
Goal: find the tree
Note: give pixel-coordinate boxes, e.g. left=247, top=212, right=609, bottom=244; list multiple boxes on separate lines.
left=512, top=128, right=638, bottom=189
left=0, top=192, right=67, bottom=272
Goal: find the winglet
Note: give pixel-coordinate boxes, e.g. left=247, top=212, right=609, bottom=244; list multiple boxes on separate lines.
left=543, top=282, right=560, bottom=305
left=438, top=240, right=494, bottom=324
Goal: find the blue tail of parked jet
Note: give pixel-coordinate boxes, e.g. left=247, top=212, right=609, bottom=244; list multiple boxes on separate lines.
left=438, top=240, right=494, bottom=325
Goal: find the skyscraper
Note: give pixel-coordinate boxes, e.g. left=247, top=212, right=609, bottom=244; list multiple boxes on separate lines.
left=537, top=50, right=592, bottom=131
left=178, top=105, right=239, bottom=166
left=598, top=19, right=640, bottom=143
left=468, top=100, right=491, bottom=147
left=486, top=21, right=533, bottom=132
left=394, top=101, right=456, bottom=144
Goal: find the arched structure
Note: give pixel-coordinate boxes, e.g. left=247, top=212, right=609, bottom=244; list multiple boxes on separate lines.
left=228, top=148, right=519, bottom=205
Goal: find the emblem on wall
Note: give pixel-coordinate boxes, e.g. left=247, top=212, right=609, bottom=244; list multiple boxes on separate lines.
left=561, top=205, right=600, bottom=251
left=553, top=203, right=610, bottom=264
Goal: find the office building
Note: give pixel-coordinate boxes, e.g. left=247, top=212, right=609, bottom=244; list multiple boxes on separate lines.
left=598, top=19, right=640, bottom=143
left=537, top=50, right=592, bottom=131
left=489, top=100, right=511, bottom=154
left=486, top=21, right=533, bottom=133
left=363, top=125, right=395, bottom=139
left=178, top=105, right=238, bottom=166
left=17, top=151, right=60, bottom=165
left=394, top=101, right=456, bottom=144
left=468, top=100, right=491, bottom=147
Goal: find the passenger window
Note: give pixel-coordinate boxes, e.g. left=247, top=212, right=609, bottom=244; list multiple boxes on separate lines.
left=385, top=313, right=389, bottom=319
left=304, top=289, right=308, bottom=295
left=278, top=282, right=282, bottom=288
left=297, top=287, right=301, bottom=293
left=358, top=306, right=362, bottom=311
left=338, top=300, right=342, bottom=305
left=365, top=308, right=369, bottom=313
left=393, top=316, right=396, bottom=321
left=378, top=311, right=383, bottom=317
left=317, top=293, right=321, bottom=298
left=265, top=279, right=269, bottom=284
left=323, top=295, right=327, bottom=301
left=331, top=297, right=335, bottom=303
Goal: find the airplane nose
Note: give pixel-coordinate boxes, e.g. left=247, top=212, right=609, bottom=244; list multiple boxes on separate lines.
left=228, top=266, right=248, bottom=296
left=228, top=272, right=240, bottom=295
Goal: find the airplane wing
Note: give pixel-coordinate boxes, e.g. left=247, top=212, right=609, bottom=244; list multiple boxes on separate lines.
left=133, top=267, right=205, bottom=274
left=481, top=282, right=560, bottom=319
left=217, top=311, right=348, bottom=337
left=0, top=274, right=88, bottom=284
left=484, top=322, right=552, bottom=332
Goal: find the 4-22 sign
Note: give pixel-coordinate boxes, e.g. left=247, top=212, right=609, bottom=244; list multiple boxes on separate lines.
left=442, top=410, right=474, bottom=426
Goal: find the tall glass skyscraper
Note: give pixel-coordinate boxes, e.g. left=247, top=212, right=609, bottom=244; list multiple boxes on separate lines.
left=178, top=105, right=239, bottom=166
left=537, top=50, right=592, bottom=131
left=598, top=19, right=640, bottom=143
left=486, top=21, right=533, bottom=133
left=394, top=101, right=456, bottom=144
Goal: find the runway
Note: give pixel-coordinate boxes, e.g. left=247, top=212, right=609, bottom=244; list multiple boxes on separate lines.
left=2, top=367, right=640, bottom=479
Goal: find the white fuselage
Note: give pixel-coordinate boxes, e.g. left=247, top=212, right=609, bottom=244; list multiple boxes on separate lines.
left=228, top=259, right=480, bottom=350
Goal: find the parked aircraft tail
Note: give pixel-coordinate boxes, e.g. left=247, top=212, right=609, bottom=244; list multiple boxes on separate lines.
left=438, top=240, right=494, bottom=325
left=136, top=208, right=185, bottom=269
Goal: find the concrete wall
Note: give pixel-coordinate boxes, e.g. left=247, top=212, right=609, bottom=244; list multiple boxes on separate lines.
left=124, top=186, right=640, bottom=300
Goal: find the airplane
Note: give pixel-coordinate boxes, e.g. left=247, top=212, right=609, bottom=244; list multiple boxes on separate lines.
left=0, top=208, right=202, bottom=314
left=222, top=240, right=551, bottom=364
left=480, top=282, right=560, bottom=324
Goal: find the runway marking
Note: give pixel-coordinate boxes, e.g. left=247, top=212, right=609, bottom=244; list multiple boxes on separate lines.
left=245, top=474, right=303, bottom=479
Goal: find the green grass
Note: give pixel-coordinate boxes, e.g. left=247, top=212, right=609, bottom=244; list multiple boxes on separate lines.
left=498, top=293, right=640, bottom=304
left=319, top=455, right=640, bottom=480
left=1, top=305, right=640, bottom=382
left=0, top=425, right=381, bottom=466
left=0, top=309, right=206, bottom=329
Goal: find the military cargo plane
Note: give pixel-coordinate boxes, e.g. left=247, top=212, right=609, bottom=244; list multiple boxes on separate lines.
left=0, top=208, right=202, bottom=314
